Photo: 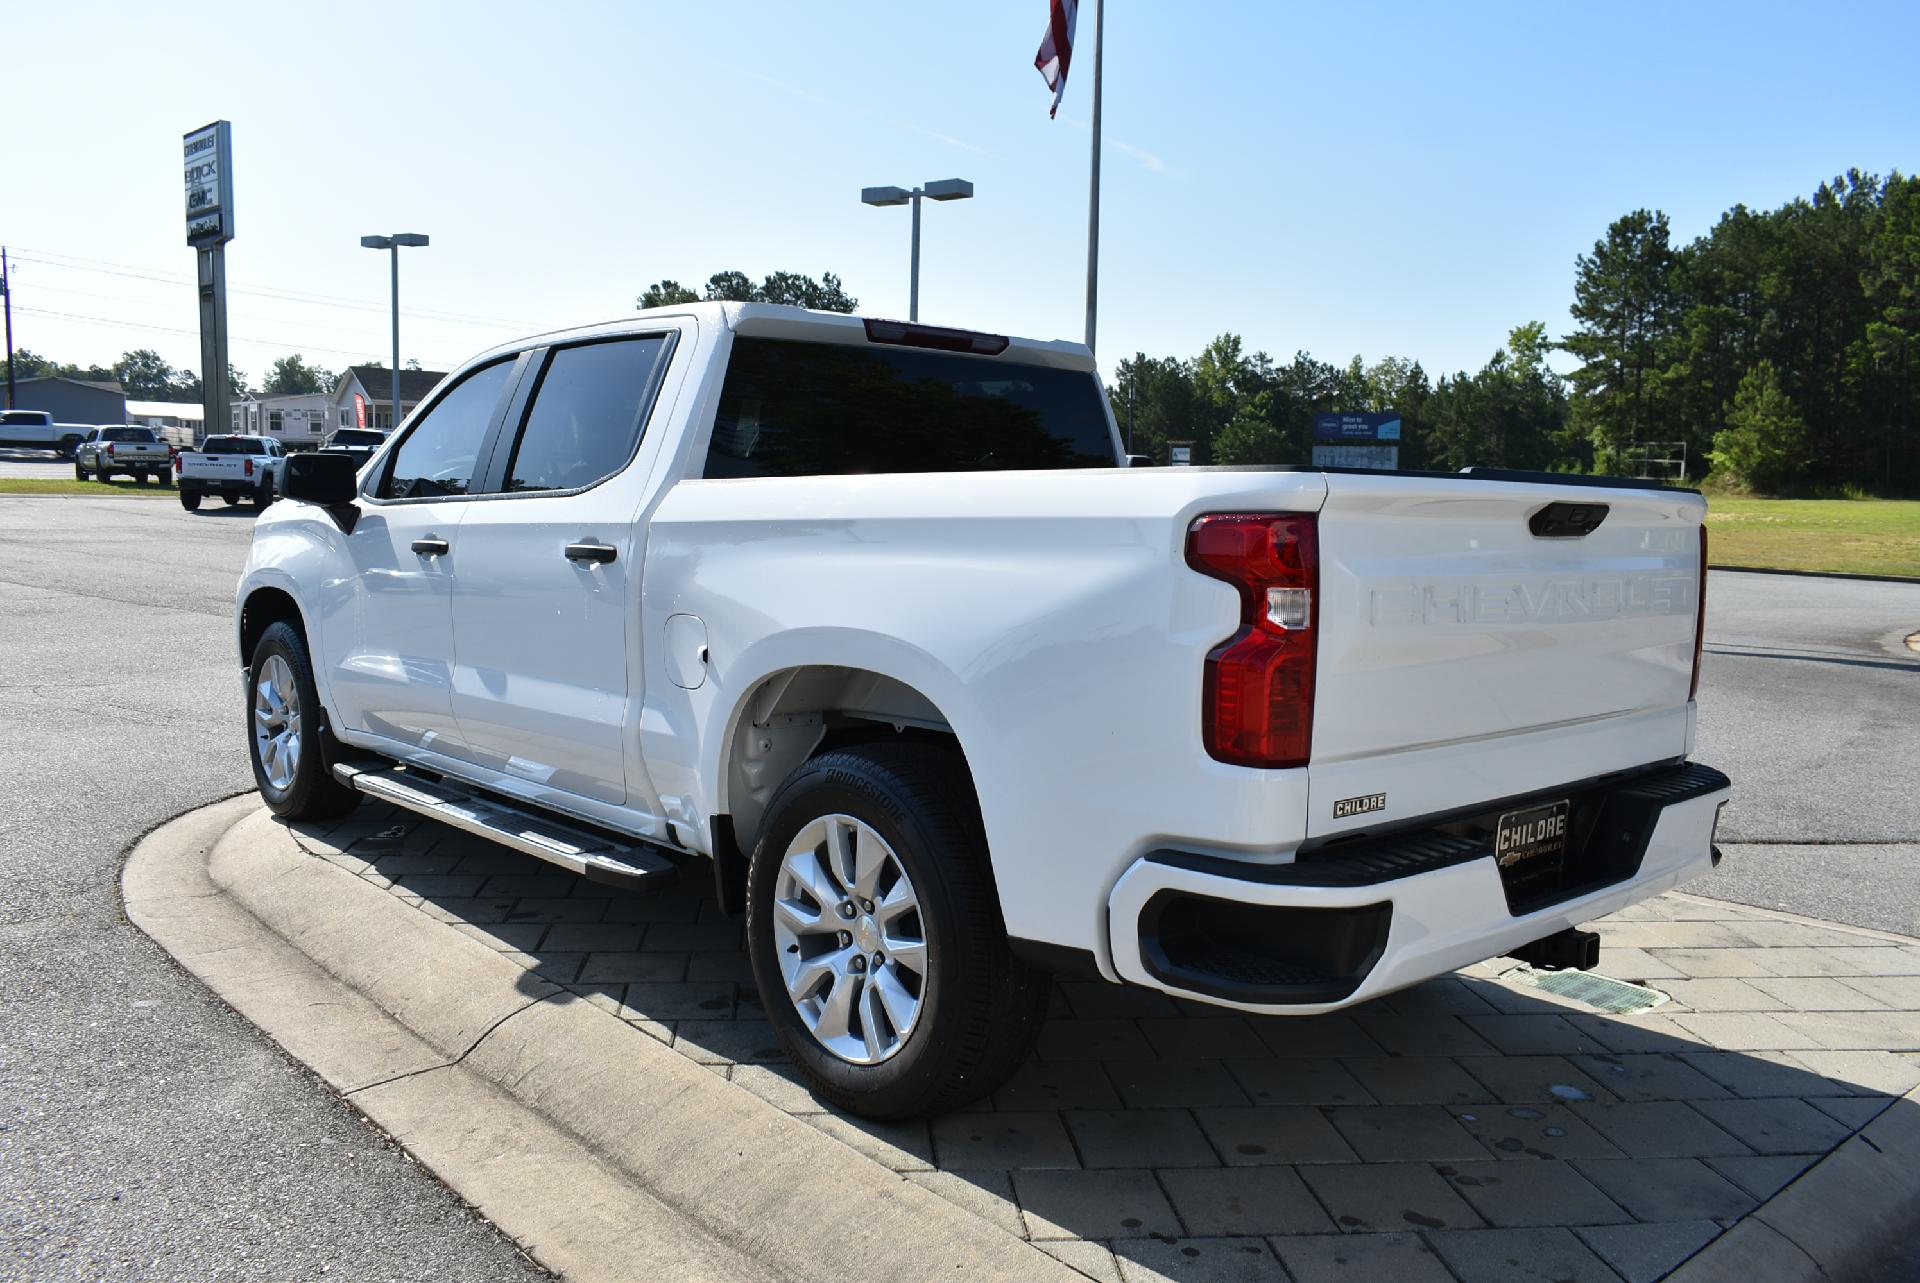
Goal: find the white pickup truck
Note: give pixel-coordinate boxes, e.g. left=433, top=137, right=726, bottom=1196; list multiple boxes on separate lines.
left=75, top=426, right=174, bottom=483
left=175, top=434, right=286, bottom=510
left=235, top=302, right=1729, bottom=1117
left=0, top=409, right=91, bottom=458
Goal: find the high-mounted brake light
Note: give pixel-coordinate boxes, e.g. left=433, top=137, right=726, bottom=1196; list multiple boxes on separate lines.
left=1690, top=523, right=1708, bottom=699
left=862, top=318, right=1010, bottom=355
left=1186, top=513, right=1320, bottom=769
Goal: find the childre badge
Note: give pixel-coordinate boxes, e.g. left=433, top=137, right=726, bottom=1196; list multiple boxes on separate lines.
left=1333, top=793, right=1387, bottom=819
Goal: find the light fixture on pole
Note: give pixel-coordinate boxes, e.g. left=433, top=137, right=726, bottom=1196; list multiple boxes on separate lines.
left=360, top=232, right=429, bottom=430
left=860, top=179, right=973, bottom=322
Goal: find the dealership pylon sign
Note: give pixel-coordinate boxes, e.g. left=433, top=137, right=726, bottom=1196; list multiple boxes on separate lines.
left=185, top=121, right=233, bottom=445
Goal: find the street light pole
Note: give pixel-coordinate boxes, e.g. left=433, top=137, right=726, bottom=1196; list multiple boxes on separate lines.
left=360, top=232, right=429, bottom=429
left=861, top=179, right=973, bottom=323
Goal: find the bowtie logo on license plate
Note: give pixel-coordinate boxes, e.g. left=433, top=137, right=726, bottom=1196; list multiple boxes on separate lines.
left=1496, top=800, right=1571, bottom=868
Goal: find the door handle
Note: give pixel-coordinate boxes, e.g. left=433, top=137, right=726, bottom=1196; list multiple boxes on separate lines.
left=412, top=537, right=450, bottom=556
left=565, top=540, right=618, bottom=565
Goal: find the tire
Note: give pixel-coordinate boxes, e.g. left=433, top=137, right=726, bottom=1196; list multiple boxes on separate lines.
left=253, top=482, right=274, bottom=508
left=57, top=437, right=82, bottom=460
left=73, top=461, right=86, bottom=481
left=746, top=741, right=1050, bottom=1119
left=160, top=472, right=174, bottom=488
left=222, top=493, right=240, bottom=506
left=96, top=467, right=113, bottom=483
left=180, top=490, right=201, bottom=511
left=246, top=621, right=360, bottom=820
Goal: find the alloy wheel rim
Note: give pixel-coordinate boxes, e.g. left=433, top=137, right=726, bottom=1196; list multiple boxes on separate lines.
left=252, top=655, right=302, bottom=792
left=771, top=813, right=929, bottom=1065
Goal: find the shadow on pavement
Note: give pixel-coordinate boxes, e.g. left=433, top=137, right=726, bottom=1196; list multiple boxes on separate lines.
left=287, top=803, right=1920, bottom=1283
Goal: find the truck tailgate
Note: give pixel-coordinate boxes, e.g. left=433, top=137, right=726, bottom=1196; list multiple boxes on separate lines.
left=1307, top=475, right=1704, bottom=840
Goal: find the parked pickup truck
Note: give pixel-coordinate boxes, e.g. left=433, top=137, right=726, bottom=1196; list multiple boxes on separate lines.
left=176, top=435, right=286, bottom=510
left=75, top=426, right=173, bottom=484
left=0, top=409, right=91, bottom=458
left=234, top=302, right=1729, bottom=1118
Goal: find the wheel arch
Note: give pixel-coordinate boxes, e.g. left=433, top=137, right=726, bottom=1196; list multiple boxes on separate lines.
left=238, top=584, right=306, bottom=669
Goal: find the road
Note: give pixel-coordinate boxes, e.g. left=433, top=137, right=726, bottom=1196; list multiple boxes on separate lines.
left=1694, top=569, right=1920, bottom=935
left=0, top=497, right=545, bottom=1282
left=0, top=496, right=1913, bottom=1276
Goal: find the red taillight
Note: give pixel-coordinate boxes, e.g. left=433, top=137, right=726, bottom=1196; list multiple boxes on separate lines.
left=107, top=443, right=117, bottom=458
left=172, top=454, right=183, bottom=474
left=1690, top=523, right=1708, bottom=699
left=244, top=458, right=255, bottom=477
left=1186, top=513, right=1319, bottom=769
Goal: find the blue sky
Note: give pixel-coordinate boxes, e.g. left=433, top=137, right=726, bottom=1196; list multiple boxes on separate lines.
left=5, top=1, right=1917, bottom=385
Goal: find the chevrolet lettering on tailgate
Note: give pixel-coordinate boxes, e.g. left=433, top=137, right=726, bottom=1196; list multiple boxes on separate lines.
left=1370, top=572, right=1695, bottom=628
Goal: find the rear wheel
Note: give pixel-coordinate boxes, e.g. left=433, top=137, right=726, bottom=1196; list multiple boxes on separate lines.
left=746, top=742, right=1050, bottom=1119
left=180, top=490, right=201, bottom=511
left=247, top=621, right=360, bottom=820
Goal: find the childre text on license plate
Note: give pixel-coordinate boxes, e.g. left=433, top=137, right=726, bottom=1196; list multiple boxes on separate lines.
left=1495, top=800, right=1570, bottom=868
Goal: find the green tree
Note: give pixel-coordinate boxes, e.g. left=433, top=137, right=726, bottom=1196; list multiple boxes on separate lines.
left=1563, top=210, right=1682, bottom=475
left=262, top=354, right=335, bottom=396
left=1710, top=360, right=1808, bottom=492
left=112, top=349, right=188, bottom=400
left=638, top=270, right=858, bottom=313
left=638, top=279, right=700, bottom=308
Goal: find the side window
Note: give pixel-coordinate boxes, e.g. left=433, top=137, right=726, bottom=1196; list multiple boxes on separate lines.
left=377, top=360, right=514, bottom=500
left=503, top=336, right=668, bottom=494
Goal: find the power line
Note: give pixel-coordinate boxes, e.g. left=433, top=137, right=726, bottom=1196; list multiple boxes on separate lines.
left=12, top=306, right=462, bottom=364
left=7, top=247, right=553, bottom=330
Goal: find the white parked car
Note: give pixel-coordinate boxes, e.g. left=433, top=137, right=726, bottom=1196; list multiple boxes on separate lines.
left=234, top=303, right=1729, bottom=1117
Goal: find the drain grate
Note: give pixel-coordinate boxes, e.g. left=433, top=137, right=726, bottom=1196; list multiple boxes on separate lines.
left=1506, top=966, right=1669, bottom=1015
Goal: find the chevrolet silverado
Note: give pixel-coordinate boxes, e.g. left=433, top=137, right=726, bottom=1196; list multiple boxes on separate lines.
left=233, top=303, right=1729, bottom=1117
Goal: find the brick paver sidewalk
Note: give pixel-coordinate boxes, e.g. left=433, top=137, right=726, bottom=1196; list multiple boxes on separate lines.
left=291, top=806, right=1920, bottom=1283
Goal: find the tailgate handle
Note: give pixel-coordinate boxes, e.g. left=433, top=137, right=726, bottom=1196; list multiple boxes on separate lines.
left=1529, top=501, right=1609, bottom=538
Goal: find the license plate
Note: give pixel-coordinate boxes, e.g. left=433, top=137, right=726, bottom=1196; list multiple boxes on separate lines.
left=1495, top=800, right=1570, bottom=868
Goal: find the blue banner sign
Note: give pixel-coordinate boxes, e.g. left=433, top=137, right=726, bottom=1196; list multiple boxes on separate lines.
left=1314, top=412, right=1402, bottom=442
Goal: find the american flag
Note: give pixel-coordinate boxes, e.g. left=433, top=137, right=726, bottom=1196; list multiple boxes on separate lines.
left=1034, top=0, right=1078, bottom=118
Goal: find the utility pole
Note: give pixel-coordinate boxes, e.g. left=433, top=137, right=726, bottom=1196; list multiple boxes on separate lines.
left=2, top=247, right=15, bottom=409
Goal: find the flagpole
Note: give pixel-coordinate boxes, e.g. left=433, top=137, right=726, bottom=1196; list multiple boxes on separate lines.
left=1084, top=0, right=1103, bottom=352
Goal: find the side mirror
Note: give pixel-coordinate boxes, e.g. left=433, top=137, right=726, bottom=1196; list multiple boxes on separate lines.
left=1124, top=453, right=1155, bottom=468
left=282, top=451, right=360, bottom=505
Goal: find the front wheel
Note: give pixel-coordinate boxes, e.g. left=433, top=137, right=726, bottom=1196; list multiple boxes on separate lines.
left=95, top=467, right=113, bottom=483
left=180, top=490, right=201, bottom=511
left=746, top=742, right=1050, bottom=1119
left=73, top=461, right=86, bottom=481
left=247, top=621, right=360, bottom=820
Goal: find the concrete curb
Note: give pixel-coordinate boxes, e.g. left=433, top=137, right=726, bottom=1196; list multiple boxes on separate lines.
left=1667, top=1086, right=1920, bottom=1282
left=1709, top=563, right=1920, bottom=586
left=124, top=802, right=1083, bottom=1283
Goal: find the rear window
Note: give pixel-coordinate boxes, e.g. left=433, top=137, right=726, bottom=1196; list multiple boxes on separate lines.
left=100, top=427, right=156, bottom=443
left=705, top=337, right=1116, bottom=478
left=205, top=437, right=265, bottom=454
left=2, top=411, right=51, bottom=426
left=329, top=429, right=385, bottom=447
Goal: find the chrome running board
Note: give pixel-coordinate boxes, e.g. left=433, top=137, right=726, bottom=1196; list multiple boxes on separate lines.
left=333, top=762, right=677, bottom=892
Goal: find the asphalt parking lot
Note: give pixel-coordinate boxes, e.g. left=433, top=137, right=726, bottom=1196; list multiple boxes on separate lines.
left=2, top=494, right=1916, bottom=1278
